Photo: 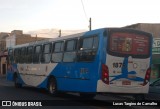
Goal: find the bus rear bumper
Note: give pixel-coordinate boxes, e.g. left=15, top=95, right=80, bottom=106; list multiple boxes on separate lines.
left=97, top=80, right=149, bottom=94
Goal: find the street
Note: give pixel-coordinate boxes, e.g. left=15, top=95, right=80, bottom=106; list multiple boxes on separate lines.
left=0, top=75, right=159, bottom=109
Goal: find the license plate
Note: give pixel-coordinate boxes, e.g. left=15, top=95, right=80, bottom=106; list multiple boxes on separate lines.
left=122, top=81, right=131, bottom=85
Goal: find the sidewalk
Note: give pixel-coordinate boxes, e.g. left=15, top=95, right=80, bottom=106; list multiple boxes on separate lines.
left=0, top=74, right=14, bottom=86
left=0, top=74, right=6, bottom=78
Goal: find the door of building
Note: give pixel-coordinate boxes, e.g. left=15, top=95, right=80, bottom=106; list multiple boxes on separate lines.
left=2, top=64, right=6, bottom=74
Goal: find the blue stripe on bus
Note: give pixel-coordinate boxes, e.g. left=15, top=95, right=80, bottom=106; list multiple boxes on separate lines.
left=110, top=57, right=144, bottom=82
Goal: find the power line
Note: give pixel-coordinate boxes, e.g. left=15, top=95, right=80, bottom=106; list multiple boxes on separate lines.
left=81, top=0, right=88, bottom=21
left=80, top=0, right=92, bottom=30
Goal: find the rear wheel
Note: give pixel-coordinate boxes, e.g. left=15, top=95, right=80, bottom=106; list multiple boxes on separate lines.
left=48, top=77, right=57, bottom=96
left=14, top=74, right=22, bottom=88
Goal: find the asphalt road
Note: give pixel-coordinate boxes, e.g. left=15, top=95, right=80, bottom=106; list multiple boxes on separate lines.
left=0, top=75, right=159, bottom=109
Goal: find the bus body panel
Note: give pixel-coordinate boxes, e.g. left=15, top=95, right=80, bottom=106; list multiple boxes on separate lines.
left=7, top=63, right=18, bottom=81
left=17, top=61, right=99, bottom=92
left=6, top=28, right=152, bottom=95
left=6, top=28, right=103, bottom=92
left=97, top=80, right=149, bottom=93
left=17, top=63, right=57, bottom=87
left=96, top=28, right=152, bottom=94
left=8, top=62, right=99, bottom=92
left=97, top=54, right=151, bottom=93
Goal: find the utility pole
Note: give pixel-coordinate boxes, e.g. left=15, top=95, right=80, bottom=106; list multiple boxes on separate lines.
left=35, top=34, right=37, bottom=42
left=89, top=17, right=92, bottom=31
left=59, top=29, right=61, bottom=37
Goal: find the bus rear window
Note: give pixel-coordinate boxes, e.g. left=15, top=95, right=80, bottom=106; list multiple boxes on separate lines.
left=109, top=32, right=150, bottom=58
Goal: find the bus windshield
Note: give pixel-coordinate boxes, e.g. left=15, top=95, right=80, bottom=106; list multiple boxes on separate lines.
left=108, top=32, right=151, bottom=58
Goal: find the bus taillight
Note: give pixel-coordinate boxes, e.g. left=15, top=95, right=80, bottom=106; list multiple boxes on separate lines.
left=143, top=67, right=151, bottom=86
left=102, top=64, right=109, bottom=84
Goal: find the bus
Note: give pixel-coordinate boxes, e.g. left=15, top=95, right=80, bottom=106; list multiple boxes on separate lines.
left=7, top=28, right=152, bottom=99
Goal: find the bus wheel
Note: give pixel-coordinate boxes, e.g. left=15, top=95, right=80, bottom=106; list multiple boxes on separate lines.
left=48, top=77, right=57, bottom=96
left=14, top=74, right=22, bottom=88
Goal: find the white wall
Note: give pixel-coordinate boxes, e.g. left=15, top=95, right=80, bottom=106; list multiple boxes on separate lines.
left=6, top=34, right=16, bottom=48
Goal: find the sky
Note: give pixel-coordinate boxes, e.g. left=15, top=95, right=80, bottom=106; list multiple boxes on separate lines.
left=0, top=0, right=160, bottom=33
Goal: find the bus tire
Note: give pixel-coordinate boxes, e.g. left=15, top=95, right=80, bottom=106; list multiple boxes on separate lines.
left=14, top=74, right=22, bottom=88
left=48, top=77, right=57, bottom=96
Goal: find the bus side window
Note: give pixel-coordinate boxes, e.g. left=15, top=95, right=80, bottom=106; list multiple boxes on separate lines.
left=20, top=47, right=26, bottom=63
left=93, top=36, right=99, bottom=49
left=14, top=48, right=20, bottom=63
left=51, top=41, right=64, bottom=63
left=8, top=49, right=14, bottom=64
left=41, top=43, right=52, bottom=63
left=77, top=36, right=99, bottom=62
left=33, top=45, right=42, bottom=63
left=26, top=46, right=33, bottom=63
left=63, top=39, right=77, bottom=62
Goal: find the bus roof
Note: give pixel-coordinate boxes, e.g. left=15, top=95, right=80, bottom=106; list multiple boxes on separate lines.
left=8, top=27, right=152, bottom=49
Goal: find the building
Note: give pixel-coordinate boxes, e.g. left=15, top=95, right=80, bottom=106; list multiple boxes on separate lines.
left=124, top=23, right=160, bottom=81
left=0, top=30, right=48, bottom=75
left=6, top=30, right=47, bottom=48
left=0, top=32, right=10, bottom=75
left=124, top=23, right=160, bottom=38
left=0, top=32, right=10, bottom=52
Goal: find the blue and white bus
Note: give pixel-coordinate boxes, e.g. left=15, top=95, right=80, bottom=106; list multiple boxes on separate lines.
left=7, top=28, right=152, bottom=98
